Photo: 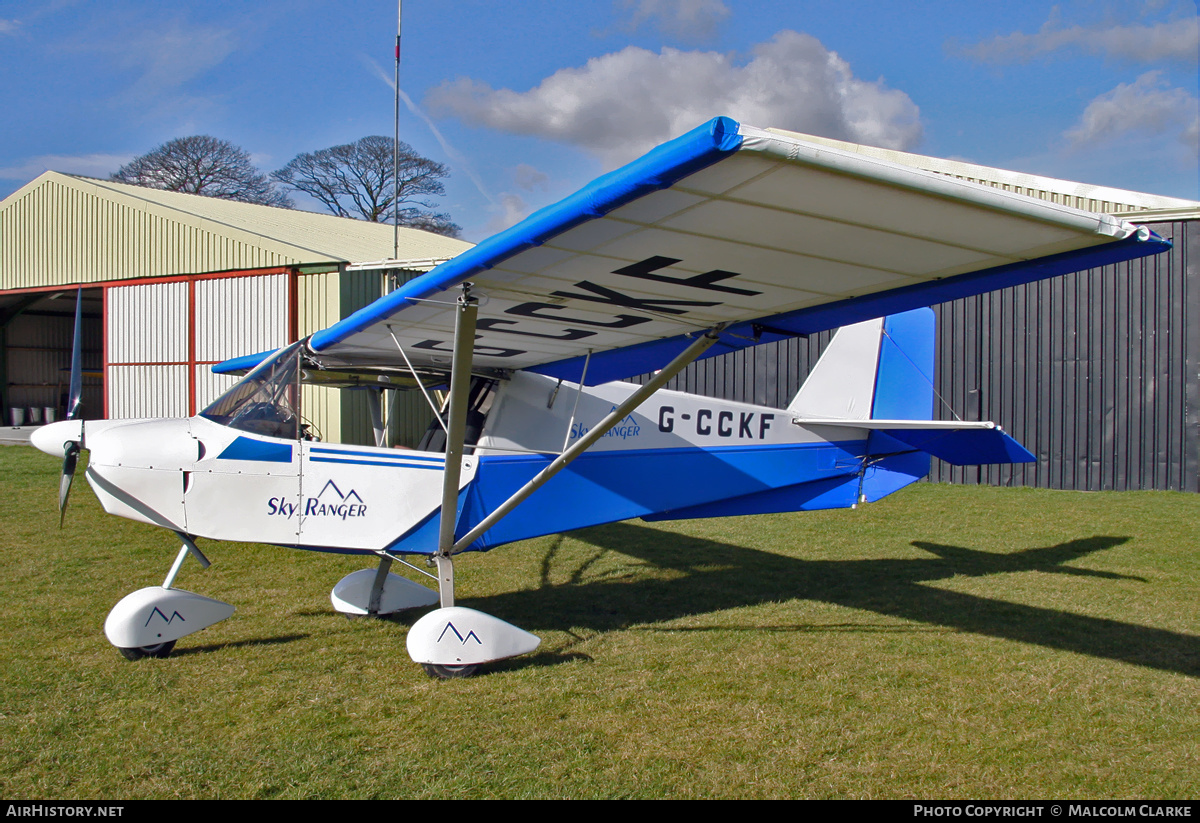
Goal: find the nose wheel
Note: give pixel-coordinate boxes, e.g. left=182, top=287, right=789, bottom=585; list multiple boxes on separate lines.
left=105, top=536, right=233, bottom=660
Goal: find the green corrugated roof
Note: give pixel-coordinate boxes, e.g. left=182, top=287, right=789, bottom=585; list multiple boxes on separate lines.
left=0, top=171, right=472, bottom=289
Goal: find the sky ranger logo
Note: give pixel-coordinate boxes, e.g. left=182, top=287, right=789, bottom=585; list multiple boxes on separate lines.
left=569, top=407, right=642, bottom=442
left=144, top=606, right=184, bottom=627
left=437, top=621, right=483, bottom=645
left=267, top=480, right=368, bottom=520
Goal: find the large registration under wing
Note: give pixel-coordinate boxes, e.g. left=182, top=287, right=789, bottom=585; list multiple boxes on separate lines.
left=307, top=117, right=1168, bottom=384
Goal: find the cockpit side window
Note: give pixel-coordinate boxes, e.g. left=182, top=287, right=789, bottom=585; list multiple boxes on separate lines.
left=200, top=343, right=303, bottom=439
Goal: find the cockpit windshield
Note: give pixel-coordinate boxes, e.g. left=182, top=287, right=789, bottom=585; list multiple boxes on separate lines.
left=200, top=342, right=303, bottom=439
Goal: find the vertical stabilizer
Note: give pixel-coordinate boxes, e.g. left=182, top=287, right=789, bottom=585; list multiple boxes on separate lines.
left=787, top=317, right=884, bottom=419
left=788, top=309, right=936, bottom=421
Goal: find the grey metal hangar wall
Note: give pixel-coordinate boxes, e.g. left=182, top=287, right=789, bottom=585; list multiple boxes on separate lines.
left=642, top=217, right=1198, bottom=493
left=931, top=218, right=1198, bottom=493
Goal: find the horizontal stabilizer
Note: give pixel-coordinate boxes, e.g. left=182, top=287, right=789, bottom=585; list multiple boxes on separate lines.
left=875, top=426, right=1035, bottom=465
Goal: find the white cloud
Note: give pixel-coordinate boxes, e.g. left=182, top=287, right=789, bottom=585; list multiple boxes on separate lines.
left=428, top=31, right=922, bottom=167
left=957, top=16, right=1199, bottom=64
left=0, top=153, right=132, bottom=182
left=619, top=0, right=731, bottom=41
left=485, top=165, right=553, bottom=233
left=1183, top=111, right=1200, bottom=153
left=0, top=18, right=19, bottom=35
left=1065, top=71, right=1199, bottom=152
left=487, top=193, right=533, bottom=233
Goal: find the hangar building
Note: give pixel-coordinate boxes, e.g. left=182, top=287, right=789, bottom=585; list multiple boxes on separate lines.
left=0, top=172, right=470, bottom=444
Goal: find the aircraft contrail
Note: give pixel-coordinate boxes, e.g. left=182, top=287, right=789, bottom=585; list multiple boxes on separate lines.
left=362, top=55, right=497, bottom=208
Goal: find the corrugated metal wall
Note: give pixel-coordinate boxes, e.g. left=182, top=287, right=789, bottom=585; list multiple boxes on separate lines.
left=108, top=365, right=189, bottom=418
left=97, top=266, right=405, bottom=440
left=195, top=275, right=288, bottom=365
left=194, top=274, right=289, bottom=411
left=107, top=282, right=189, bottom=363
left=333, top=268, right=437, bottom=448
left=107, top=273, right=293, bottom=418
left=297, top=270, right=343, bottom=443
left=336, top=269, right=384, bottom=446
left=107, top=282, right=189, bottom=417
left=638, top=219, right=1198, bottom=492
left=930, top=219, right=1198, bottom=491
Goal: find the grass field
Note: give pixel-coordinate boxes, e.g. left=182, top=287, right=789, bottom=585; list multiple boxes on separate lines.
left=1, top=445, right=1196, bottom=799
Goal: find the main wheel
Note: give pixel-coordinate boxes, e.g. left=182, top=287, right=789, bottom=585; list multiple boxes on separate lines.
left=118, top=640, right=176, bottom=661
left=421, top=663, right=478, bottom=679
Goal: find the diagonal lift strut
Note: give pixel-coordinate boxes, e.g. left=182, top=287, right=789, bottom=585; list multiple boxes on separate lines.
left=434, top=284, right=725, bottom=606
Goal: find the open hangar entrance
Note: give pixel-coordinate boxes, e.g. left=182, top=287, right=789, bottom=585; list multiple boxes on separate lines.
left=0, top=286, right=102, bottom=425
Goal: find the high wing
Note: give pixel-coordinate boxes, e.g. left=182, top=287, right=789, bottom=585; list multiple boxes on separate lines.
left=296, top=117, right=1168, bottom=384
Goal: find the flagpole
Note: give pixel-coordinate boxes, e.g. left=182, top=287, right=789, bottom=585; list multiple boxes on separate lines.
left=393, top=0, right=402, bottom=262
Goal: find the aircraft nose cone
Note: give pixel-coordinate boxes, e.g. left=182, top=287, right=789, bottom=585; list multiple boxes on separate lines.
left=30, top=420, right=84, bottom=457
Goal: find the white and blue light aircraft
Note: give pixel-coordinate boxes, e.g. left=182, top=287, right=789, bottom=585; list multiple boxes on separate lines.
left=31, top=119, right=1169, bottom=677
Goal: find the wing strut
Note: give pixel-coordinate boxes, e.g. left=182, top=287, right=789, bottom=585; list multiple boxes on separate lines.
left=415, top=316, right=723, bottom=676
left=451, top=325, right=725, bottom=555
left=434, top=286, right=479, bottom=607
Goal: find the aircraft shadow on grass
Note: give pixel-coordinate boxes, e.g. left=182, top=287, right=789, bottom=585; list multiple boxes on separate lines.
left=468, top=523, right=1199, bottom=678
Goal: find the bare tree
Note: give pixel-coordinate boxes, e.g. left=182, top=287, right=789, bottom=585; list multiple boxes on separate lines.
left=397, top=209, right=462, bottom=237
left=272, top=136, right=461, bottom=237
left=111, top=136, right=292, bottom=208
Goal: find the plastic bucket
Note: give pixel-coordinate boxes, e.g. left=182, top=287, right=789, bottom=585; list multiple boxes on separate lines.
left=9, top=408, right=24, bottom=426
left=43, top=407, right=57, bottom=424
left=27, top=407, right=43, bottom=424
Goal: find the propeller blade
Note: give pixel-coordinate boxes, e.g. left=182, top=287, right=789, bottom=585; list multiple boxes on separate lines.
left=58, top=441, right=80, bottom=528
left=67, top=287, right=83, bottom=421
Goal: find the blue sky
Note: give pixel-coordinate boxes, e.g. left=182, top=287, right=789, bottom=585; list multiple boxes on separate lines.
left=1, top=0, right=1196, bottom=242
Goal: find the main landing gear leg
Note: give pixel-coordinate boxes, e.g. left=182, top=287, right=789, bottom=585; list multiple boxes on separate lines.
left=406, top=286, right=540, bottom=679
left=419, top=552, right=473, bottom=679
left=330, top=554, right=440, bottom=617
left=104, top=533, right=234, bottom=660
left=436, top=553, right=455, bottom=608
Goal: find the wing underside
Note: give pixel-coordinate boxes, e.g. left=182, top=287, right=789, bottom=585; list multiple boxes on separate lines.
left=236, top=117, right=1168, bottom=384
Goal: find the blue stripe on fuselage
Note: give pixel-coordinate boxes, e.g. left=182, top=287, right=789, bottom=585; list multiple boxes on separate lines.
left=452, top=439, right=865, bottom=551
left=309, top=446, right=444, bottom=463
left=310, top=456, right=443, bottom=469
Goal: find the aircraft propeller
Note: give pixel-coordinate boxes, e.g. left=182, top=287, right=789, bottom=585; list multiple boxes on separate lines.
left=57, top=287, right=84, bottom=527
left=58, top=440, right=80, bottom=527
